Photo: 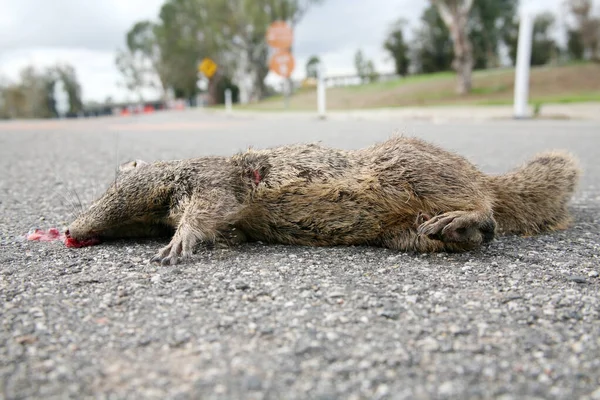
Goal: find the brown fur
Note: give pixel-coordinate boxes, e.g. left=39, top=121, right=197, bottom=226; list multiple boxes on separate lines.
left=67, top=135, right=582, bottom=265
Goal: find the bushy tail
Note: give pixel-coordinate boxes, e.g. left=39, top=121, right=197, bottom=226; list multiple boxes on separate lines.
left=487, top=151, right=582, bottom=235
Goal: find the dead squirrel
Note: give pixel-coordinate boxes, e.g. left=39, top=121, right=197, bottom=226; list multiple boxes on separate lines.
left=67, top=135, right=581, bottom=265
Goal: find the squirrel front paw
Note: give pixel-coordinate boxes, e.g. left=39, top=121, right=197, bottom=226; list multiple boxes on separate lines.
left=150, top=231, right=198, bottom=265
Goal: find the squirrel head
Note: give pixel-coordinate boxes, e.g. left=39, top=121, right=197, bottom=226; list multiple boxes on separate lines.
left=67, top=159, right=174, bottom=242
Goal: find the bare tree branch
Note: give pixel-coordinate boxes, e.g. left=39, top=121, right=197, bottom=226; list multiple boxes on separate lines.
left=430, top=0, right=453, bottom=26
left=429, top=0, right=475, bottom=94
left=461, top=0, right=474, bottom=15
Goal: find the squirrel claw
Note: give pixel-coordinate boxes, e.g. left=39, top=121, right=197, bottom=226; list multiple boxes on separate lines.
left=161, top=256, right=179, bottom=266
left=150, top=253, right=181, bottom=266
left=149, top=254, right=176, bottom=265
left=150, top=234, right=196, bottom=265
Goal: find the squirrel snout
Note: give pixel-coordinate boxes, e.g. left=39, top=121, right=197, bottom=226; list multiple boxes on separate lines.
left=66, top=221, right=91, bottom=240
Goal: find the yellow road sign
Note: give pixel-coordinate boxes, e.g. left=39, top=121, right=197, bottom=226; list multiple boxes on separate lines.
left=199, top=58, right=218, bottom=78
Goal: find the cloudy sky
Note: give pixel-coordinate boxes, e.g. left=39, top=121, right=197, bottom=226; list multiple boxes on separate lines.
left=0, top=0, right=569, bottom=103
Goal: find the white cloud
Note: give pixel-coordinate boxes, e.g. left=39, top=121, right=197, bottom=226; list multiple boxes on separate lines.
left=0, top=0, right=164, bottom=51
left=0, top=48, right=160, bottom=103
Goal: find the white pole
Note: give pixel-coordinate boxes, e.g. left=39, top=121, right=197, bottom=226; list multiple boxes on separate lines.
left=284, top=78, right=291, bottom=109
left=225, top=89, right=232, bottom=114
left=514, top=11, right=534, bottom=119
left=317, top=63, right=326, bottom=119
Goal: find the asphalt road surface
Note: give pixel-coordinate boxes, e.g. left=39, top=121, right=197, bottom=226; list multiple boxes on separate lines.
left=1, top=111, right=599, bottom=400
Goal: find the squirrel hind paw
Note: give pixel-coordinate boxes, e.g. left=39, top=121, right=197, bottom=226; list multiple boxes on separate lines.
left=417, top=210, right=496, bottom=245
left=415, top=212, right=432, bottom=227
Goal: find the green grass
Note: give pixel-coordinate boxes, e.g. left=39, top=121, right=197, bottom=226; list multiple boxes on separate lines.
left=470, top=83, right=510, bottom=95
left=212, top=63, right=600, bottom=111
left=473, top=91, right=600, bottom=106
left=534, top=92, right=600, bottom=103
left=344, top=71, right=456, bottom=92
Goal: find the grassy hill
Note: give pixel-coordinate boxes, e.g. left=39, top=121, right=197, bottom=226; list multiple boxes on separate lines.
left=238, top=63, right=600, bottom=111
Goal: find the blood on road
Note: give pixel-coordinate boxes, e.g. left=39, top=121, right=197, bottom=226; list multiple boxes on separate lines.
left=27, top=228, right=100, bottom=248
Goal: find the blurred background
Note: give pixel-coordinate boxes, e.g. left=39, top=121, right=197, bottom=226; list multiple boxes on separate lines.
left=0, top=0, right=598, bottom=118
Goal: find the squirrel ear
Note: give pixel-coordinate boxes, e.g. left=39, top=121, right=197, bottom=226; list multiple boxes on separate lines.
left=118, top=159, right=149, bottom=173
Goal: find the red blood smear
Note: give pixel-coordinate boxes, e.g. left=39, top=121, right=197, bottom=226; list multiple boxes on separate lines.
left=253, top=170, right=261, bottom=185
left=27, top=228, right=63, bottom=242
left=64, top=235, right=101, bottom=248
left=27, top=228, right=101, bottom=248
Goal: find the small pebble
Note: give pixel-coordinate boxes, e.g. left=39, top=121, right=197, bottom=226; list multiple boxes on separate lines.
left=244, top=375, right=262, bottom=391
left=234, top=279, right=250, bottom=290
left=566, top=275, right=587, bottom=284
left=379, top=309, right=400, bottom=320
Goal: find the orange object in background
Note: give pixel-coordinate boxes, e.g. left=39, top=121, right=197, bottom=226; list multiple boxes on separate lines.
left=269, top=49, right=295, bottom=78
left=266, top=21, right=293, bottom=49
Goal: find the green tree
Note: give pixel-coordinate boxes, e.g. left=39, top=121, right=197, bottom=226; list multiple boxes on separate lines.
left=215, top=76, right=240, bottom=104
left=305, top=55, right=321, bottom=78
left=0, top=85, right=27, bottom=119
left=567, top=29, right=586, bottom=60
left=364, top=60, right=379, bottom=82
left=128, top=21, right=169, bottom=99
left=530, top=13, right=560, bottom=66
left=117, top=0, right=324, bottom=101
left=115, top=49, right=146, bottom=101
left=383, top=18, right=410, bottom=75
left=354, top=49, right=366, bottom=80
left=565, top=0, right=600, bottom=60
left=17, top=66, right=53, bottom=118
left=430, top=0, right=476, bottom=94
left=0, top=64, right=82, bottom=119
left=468, top=0, right=518, bottom=69
left=409, top=0, right=519, bottom=74
left=154, top=0, right=211, bottom=102
left=354, top=49, right=378, bottom=83
left=123, top=0, right=327, bottom=103
left=115, top=21, right=165, bottom=102
left=55, top=64, right=83, bottom=115
left=213, top=0, right=327, bottom=100
left=504, top=12, right=560, bottom=66
left=410, top=6, right=454, bottom=73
